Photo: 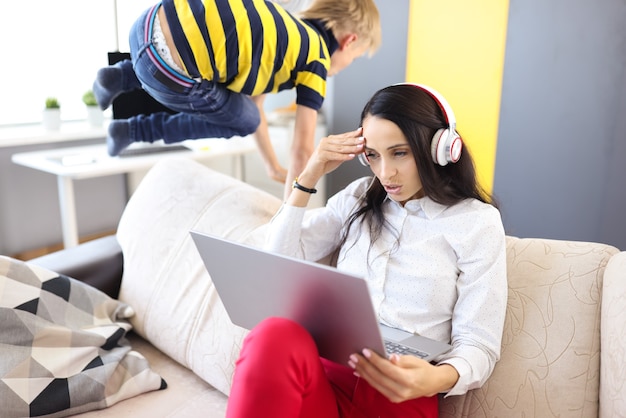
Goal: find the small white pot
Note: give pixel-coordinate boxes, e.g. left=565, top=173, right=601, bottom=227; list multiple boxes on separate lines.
left=86, top=106, right=104, bottom=127
left=42, top=109, right=61, bottom=131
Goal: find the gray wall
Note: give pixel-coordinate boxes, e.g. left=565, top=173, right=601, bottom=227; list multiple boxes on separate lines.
left=493, top=0, right=626, bottom=250
left=325, top=0, right=410, bottom=196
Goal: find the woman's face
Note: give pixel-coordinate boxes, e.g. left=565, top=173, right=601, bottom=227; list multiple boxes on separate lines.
left=362, top=115, right=424, bottom=205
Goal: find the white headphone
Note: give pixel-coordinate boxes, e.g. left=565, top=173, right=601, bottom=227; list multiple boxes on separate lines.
left=358, top=83, right=463, bottom=167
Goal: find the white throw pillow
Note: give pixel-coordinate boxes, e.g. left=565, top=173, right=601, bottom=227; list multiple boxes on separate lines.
left=117, top=158, right=281, bottom=395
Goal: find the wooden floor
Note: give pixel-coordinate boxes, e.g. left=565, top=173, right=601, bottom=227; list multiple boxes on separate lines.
left=11, top=230, right=116, bottom=261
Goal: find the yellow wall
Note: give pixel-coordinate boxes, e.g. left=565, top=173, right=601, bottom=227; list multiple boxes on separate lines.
left=406, top=0, right=509, bottom=193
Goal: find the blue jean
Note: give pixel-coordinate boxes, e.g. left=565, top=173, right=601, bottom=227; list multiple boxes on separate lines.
left=120, top=5, right=260, bottom=143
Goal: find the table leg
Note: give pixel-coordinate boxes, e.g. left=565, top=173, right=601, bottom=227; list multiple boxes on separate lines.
left=57, top=176, right=79, bottom=248
left=233, top=154, right=245, bottom=180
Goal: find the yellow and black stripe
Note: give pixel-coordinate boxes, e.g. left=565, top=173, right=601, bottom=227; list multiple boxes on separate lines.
left=162, top=0, right=335, bottom=110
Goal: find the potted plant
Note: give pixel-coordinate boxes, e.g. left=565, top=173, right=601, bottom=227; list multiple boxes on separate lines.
left=42, top=97, right=61, bottom=131
left=83, top=90, right=103, bottom=127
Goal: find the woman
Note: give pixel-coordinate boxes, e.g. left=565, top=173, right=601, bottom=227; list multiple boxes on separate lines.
left=226, top=83, right=508, bottom=417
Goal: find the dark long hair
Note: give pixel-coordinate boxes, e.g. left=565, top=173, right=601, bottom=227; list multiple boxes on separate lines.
left=334, top=84, right=497, bottom=261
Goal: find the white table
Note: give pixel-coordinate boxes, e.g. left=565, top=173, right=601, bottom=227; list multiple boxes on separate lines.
left=12, top=137, right=256, bottom=248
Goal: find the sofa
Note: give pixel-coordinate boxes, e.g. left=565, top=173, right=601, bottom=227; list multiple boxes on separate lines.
left=17, top=157, right=626, bottom=417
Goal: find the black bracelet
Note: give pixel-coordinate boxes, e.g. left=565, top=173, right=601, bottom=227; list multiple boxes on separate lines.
left=292, top=177, right=317, bottom=194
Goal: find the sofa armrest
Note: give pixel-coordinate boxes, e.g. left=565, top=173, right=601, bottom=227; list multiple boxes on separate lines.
left=600, top=251, right=626, bottom=417
left=28, top=235, right=123, bottom=299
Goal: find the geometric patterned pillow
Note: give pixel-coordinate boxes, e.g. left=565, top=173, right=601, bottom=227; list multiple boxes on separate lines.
left=0, top=255, right=166, bottom=418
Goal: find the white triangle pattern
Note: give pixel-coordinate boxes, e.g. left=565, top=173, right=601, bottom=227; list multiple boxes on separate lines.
left=1, top=377, right=55, bottom=403
left=0, top=276, right=41, bottom=308
left=31, top=346, right=98, bottom=378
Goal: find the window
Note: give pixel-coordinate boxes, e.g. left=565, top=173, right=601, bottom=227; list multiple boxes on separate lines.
left=0, top=0, right=153, bottom=126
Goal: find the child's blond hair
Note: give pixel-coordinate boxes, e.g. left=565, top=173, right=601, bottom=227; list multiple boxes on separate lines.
left=299, top=0, right=381, bottom=56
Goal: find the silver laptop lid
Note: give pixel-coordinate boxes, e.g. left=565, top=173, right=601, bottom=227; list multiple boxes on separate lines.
left=190, top=231, right=387, bottom=363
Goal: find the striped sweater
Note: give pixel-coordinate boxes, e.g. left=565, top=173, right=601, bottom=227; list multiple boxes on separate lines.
left=162, top=0, right=338, bottom=110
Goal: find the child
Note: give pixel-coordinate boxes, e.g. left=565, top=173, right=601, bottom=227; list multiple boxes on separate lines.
left=226, top=83, right=508, bottom=417
left=93, top=0, right=380, bottom=193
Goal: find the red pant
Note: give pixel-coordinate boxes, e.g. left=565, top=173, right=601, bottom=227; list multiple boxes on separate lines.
left=227, top=317, right=438, bottom=418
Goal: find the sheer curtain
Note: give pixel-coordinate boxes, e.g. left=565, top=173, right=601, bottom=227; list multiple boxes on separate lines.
left=0, top=0, right=153, bottom=126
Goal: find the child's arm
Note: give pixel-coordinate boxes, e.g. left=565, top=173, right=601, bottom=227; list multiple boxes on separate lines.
left=251, top=95, right=288, bottom=183
left=284, top=104, right=318, bottom=199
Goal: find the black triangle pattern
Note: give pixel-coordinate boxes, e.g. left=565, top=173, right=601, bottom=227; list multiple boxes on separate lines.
left=15, top=298, right=39, bottom=315
left=30, top=378, right=70, bottom=417
left=101, top=327, right=125, bottom=350
left=83, top=356, right=104, bottom=371
left=41, top=275, right=71, bottom=302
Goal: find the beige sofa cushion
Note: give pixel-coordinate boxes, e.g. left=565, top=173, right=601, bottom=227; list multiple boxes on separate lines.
left=440, top=237, right=619, bottom=417
left=116, top=158, right=281, bottom=395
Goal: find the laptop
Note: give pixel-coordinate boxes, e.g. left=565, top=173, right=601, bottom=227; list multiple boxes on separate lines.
left=190, top=231, right=452, bottom=365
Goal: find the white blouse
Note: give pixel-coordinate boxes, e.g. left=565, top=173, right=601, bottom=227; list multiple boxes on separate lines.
left=266, top=177, right=508, bottom=396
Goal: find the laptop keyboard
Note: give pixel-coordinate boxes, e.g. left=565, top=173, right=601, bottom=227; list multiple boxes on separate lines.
left=384, top=340, right=428, bottom=359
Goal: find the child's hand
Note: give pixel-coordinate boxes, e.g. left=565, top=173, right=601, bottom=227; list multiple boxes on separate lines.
left=267, top=164, right=288, bottom=183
